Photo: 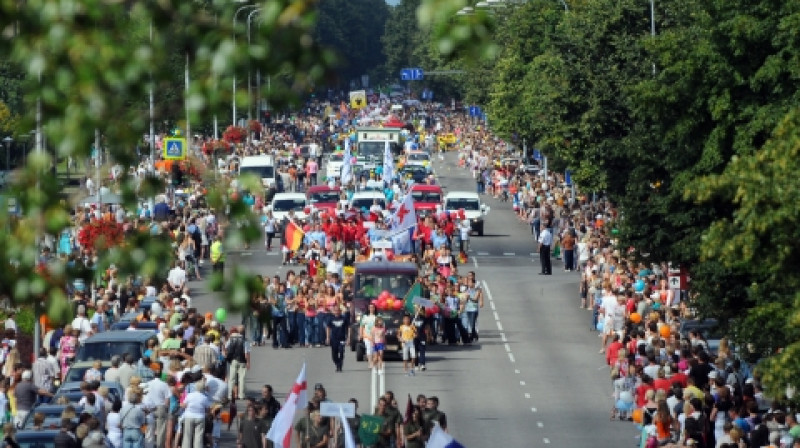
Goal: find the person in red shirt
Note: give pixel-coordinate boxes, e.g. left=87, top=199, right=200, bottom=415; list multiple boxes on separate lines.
left=653, top=368, right=672, bottom=394
left=635, top=375, right=655, bottom=408
left=668, top=362, right=688, bottom=388
left=606, top=334, right=624, bottom=366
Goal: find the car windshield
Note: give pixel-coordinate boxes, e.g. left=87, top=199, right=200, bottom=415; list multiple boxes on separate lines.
left=329, top=153, right=344, bottom=162
left=411, top=191, right=441, bottom=203
left=64, top=366, right=110, bottom=383
left=272, top=199, right=306, bottom=211
left=403, top=166, right=425, bottom=173
left=446, top=199, right=480, bottom=211
left=309, top=192, right=340, bottom=203
left=355, top=273, right=416, bottom=300
left=76, top=341, right=144, bottom=363
left=351, top=198, right=385, bottom=210
left=239, top=165, right=274, bottom=179
left=408, top=154, right=428, bottom=161
left=358, top=142, right=386, bottom=159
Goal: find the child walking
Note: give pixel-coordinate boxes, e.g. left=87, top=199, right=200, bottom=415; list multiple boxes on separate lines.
left=371, top=318, right=386, bottom=373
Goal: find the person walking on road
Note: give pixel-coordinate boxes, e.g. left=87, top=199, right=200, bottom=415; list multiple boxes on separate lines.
left=538, top=221, right=553, bottom=275
left=225, top=326, right=250, bottom=403
left=326, top=305, right=349, bottom=372
left=210, top=235, right=225, bottom=275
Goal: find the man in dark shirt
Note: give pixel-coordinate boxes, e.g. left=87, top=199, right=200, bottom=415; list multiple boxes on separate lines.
left=689, top=351, right=714, bottom=390
left=54, top=417, right=79, bottom=448
left=326, top=306, right=349, bottom=372
left=259, top=385, right=281, bottom=420
left=14, top=369, right=53, bottom=428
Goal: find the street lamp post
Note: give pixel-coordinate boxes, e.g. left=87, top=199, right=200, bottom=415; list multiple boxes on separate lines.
left=650, top=0, right=656, bottom=75
left=2, top=136, right=11, bottom=175
left=233, top=4, right=259, bottom=128
left=247, top=9, right=261, bottom=124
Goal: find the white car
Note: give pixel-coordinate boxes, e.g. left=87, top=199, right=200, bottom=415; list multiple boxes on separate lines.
left=443, top=191, right=489, bottom=236
left=349, top=191, right=389, bottom=216
left=326, top=152, right=345, bottom=179
left=269, top=193, right=308, bottom=222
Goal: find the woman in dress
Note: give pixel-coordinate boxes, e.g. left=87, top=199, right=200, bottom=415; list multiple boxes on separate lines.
left=58, top=324, right=78, bottom=379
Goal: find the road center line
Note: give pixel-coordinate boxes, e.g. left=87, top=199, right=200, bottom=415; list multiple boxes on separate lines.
left=483, top=280, right=494, bottom=303
left=504, top=343, right=511, bottom=352
left=493, top=311, right=500, bottom=321
left=496, top=321, right=504, bottom=331
left=537, top=422, right=544, bottom=428
left=524, top=393, right=530, bottom=399
left=531, top=407, right=537, bottom=413
left=543, top=438, right=550, bottom=444
left=515, top=369, right=520, bottom=374
left=500, top=333, right=507, bottom=342
left=489, top=301, right=496, bottom=311
left=508, top=353, right=515, bottom=363
left=520, top=381, right=526, bottom=386
left=472, top=258, right=479, bottom=268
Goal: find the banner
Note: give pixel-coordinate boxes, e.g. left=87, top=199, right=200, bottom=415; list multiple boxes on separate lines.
left=358, top=414, right=384, bottom=446
left=349, top=90, right=367, bottom=109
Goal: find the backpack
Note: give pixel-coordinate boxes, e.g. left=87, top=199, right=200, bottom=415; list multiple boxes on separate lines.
left=226, top=335, right=246, bottom=363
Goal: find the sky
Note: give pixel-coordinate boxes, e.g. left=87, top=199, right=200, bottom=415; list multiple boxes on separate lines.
left=386, top=0, right=401, bottom=5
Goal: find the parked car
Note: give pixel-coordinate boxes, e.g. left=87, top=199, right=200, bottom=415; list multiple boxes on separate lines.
left=14, top=429, right=61, bottom=447
left=53, top=381, right=124, bottom=405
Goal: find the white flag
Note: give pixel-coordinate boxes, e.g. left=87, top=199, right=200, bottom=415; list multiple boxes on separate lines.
left=266, top=364, right=307, bottom=448
left=339, top=407, right=356, bottom=448
left=382, top=140, right=394, bottom=184
left=341, top=138, right=353, bottom=185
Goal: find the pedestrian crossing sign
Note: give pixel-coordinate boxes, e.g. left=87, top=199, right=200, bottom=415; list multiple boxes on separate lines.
left=163, top=137, right=187, bottom=160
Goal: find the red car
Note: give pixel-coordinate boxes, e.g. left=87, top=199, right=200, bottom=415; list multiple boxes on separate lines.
left=409, top=184, right=443, bottom=216
left=307, top=185, right=341, bottom=215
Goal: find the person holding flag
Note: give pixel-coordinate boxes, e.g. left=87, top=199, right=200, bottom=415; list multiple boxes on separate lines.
left=266, top=363, right=307, bottom=448
left=388, top=190, right=417, bottom=256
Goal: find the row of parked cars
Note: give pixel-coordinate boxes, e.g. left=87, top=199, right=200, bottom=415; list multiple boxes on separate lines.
left=17, top=329, right=156, bottom=448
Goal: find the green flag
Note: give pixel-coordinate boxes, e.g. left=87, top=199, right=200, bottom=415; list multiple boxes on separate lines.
left=358, top=414, right=384, bottom=446
left=403, top=281, right=423, bottom=315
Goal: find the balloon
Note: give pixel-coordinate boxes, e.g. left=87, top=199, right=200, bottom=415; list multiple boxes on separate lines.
left=393, top=300, right=404, bottom=310
left=385, top=299, right=395, bottom=310
left=431, top=305, right=440, bottom=315
left=596, top=320, right=604, bottom=331
left=215, top=308, right=227, bottom=322
left=378, top=290, right=390, bottom=301
left=630, top=313, right=641, bottom=324
left=632, top=409, right=643, bottom=424
left=634, top=280, right=645, bottom=292
left=659, top=325, right=671, bottom=338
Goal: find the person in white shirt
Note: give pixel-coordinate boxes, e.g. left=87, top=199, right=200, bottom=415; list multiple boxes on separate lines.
left=537, top=223, right=553, bottom=275
left=71, top=305, right=93, bottom=343
left=181, top=380, right=211, bottom=448
left=144, top=370, right=171, bottom=448
left=3, top=311, right=17, bottom=333
left=167, top=262, right=187, bottom=293
left=599, top=290, right=620, bottom=353
left=459, top=219, right=471, bottom=252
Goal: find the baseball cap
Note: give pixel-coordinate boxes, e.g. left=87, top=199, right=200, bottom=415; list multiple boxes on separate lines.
left=314, top=383, right=324, bottom=390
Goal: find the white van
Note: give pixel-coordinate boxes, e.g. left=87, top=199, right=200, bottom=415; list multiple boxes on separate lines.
left=239, top=155, right=276, bottom=188
left=443, top=191, right=489, bottom=236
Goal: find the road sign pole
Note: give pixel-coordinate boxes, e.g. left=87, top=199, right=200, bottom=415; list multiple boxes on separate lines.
left=370, top=367, right=377, bottom=412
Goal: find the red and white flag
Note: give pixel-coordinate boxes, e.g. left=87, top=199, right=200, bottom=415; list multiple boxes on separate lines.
left=389, top=192, right=417, bottom=232
left=266, top=363, right=307, bottom=448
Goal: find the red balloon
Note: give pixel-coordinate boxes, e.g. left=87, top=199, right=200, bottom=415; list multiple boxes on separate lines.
left=377, top=299, right=387, bottom=310
left=393, top=300, right=403, bottom=310
left=378, top=290, right=390, bottom=301
left=425, top=308, right=434, bottom=317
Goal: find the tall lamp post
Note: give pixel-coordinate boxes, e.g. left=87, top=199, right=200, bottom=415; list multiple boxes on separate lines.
left=247, top=8, right=261, bottom=124
left=2, top=136, right=11, bottom=175
left=233, top=4, right=259, bottom=128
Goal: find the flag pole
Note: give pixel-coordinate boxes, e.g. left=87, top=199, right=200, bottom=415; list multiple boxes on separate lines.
left=305, top=354, right=310, bottom=448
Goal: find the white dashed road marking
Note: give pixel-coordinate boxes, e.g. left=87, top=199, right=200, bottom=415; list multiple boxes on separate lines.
left=496, top=322, right=503, bottom=331
left=508, top=353, right=515, bottom=363
left=524, top=393, right=530, bottom=399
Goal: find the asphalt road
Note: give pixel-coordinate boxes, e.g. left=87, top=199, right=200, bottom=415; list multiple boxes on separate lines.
left=186, top=153, right=635, bottom=447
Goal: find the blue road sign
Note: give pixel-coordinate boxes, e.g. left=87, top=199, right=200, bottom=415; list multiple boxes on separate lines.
left=400, top=68, right=424, bottom=81
left=468, top=105, right=482, bottom=117
left=532, top=149, right=542, bottom=161
left=163, top=137, right=187, bottom=160
left=565, top=169, right=572, bottom=186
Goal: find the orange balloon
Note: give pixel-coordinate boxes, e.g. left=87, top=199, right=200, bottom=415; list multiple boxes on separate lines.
left=659, top=325, right=671, bottom=338
left=630, top=313, right=641, bottom=324
left=632, top=408, right=643, bottom=423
